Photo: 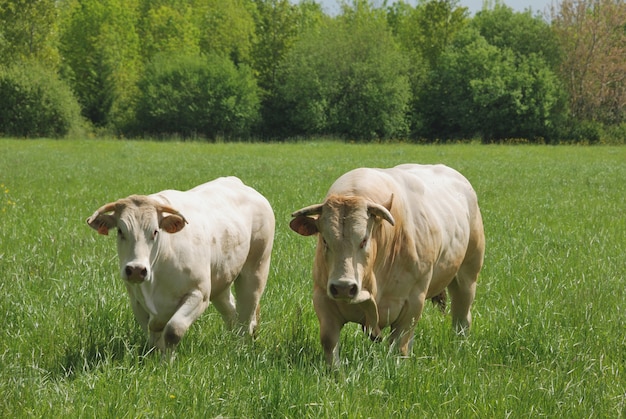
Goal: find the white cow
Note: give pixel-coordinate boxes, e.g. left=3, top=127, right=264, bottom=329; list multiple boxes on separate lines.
left=290, top=164, right=484, bottom=366
left=87, top=177, right=275, bottom=356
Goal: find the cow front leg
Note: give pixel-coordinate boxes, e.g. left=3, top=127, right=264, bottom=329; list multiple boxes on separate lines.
left=314, top=290, right=343, bottom=368
left=390, top=326, right=415, bottom=357
left=128, top=295, right=149, bottom=335
left=390, top=293, right=424, bottom=357
left=320, top=320, right=342, bottom=368
left=158, top=289, right=209, bottom=357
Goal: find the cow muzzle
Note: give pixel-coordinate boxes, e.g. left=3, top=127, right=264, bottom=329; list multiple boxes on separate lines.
left=123, top=262, right=148, bottom=283
left=328, top=280, right=359, bottom=301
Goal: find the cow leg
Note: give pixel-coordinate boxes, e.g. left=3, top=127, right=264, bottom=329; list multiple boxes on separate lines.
left=390, top=293, right=425, bottom=357
left=320, top=320, right=342, bottom=368
left=233, top=261, right=270, bottom=337
left=211, top=287, right=238, bottom=331
left=313, top=290, right=343, bottom=367
left=125, top=288, right=153, bottom=348
left=127, top=293, right=149, bottom=335
left=447, top=268, right=477, bottom=335
left=158, top=289, right=209, bottom=356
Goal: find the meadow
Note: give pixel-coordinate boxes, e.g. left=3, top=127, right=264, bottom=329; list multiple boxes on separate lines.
left=0, top=139, right=624, bottom=417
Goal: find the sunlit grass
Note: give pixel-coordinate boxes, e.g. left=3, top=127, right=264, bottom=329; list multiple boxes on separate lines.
left=0, top=139, right=624, bottom=416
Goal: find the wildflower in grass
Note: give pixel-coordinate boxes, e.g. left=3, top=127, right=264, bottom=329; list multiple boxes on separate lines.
left=1, top=183, right=16, bottom=212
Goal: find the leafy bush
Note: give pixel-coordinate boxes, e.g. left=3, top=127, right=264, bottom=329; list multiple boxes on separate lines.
left=276, top=7, right=410, bottom=141
left=557, top=119, right=602, bottom=144
left=0, top=63, right=84, bottom=138
left=600, top=122, right=626, bottom=144
left=417, top=27, right=567, bottom=143
left=134, top=53, right=260, bottom=139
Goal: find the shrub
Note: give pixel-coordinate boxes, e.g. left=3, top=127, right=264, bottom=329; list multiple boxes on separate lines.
left=557, top=119, right=602, bottom=144
left=134, top=53, right=260, bottom=139
left=276, top=9, right=410, bottom=141
left=0, top=63, right=85, bottom=138
left=600, top=122, right=626, bottom=145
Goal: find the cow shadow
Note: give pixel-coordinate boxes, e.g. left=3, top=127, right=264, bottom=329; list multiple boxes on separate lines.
left=49, top=310, right=153, bottom=381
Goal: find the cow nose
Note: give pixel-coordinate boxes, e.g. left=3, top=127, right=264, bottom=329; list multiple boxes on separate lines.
left=125, top=264, right=148, bottom=282
left=329, top=283, right=358, bottom=300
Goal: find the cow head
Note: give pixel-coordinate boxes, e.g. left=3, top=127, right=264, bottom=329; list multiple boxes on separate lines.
left=290, top=194, right=395, bottom=303
left=87, top=195, right=188, bottom=283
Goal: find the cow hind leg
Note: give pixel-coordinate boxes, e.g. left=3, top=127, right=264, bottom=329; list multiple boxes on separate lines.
left=212, top=288, right=238, bottom=331
left=447, top=266, right=478, bottom=335
left=233, top=254, right=271, bottom=337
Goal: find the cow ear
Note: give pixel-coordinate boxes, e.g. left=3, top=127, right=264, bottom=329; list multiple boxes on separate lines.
left=86, top=213, right=117, bottom=235
left=87, top=202, right=118, bottom=235
left=160, top=214, right=187, bottom=234
left=289, top=215, right=318, bottom=236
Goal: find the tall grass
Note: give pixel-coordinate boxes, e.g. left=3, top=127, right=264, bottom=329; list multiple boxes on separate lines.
left=0, top=139, right=624, bottom=417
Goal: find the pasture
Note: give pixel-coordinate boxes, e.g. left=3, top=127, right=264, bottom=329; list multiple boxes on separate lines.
left=0, top=139, right=624, bottom=417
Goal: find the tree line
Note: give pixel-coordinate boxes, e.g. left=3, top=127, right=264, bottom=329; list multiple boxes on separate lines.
left=0, top=0, right=624, bottom=143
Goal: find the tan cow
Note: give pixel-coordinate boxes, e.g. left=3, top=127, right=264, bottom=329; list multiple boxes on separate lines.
left=87, top=177, right=275, bottom=357
left=290, top=164, right=484, bottom=366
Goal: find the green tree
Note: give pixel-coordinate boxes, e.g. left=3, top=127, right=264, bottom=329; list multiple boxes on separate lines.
left=0, top=62, right=84, bottom=137
left=471, top=52, right=565, bottom=142
left=251, top=0, right=325, bottom=136
left=192, top=0, right=257, bottom=64
left=419, top=27, right=565, bottom=142
left=392, top=0, right=469, bottom=68
left=138, top=0, right=201, bottom=59
left=472, top=4, right=561, bottom=69
left=276, top=0, right=410, bottom=140
left=0, top=0, right=60, bottom=67
left=59, top=0, right=141, bottom=130
left=135, top=53, right=260, bottom=139
left=387, top=0, right=468, bottom=137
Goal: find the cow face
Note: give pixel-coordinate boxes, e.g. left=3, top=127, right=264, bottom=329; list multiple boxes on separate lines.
left=87, top=196, right=187, bottom=283
left=291, top=195, right=394, bottom=302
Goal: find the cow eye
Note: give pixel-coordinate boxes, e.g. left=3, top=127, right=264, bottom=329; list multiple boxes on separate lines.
left=360, top=237, right=368, bottom=249
left=152, top=230, right=159, bottom=240
left=117, top=229, right=125, bottom=240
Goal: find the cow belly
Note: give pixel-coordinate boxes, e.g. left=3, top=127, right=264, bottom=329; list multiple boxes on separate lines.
left=333, top=298, right=405, bottom=328
left=375, top=300, right=405, bottom=327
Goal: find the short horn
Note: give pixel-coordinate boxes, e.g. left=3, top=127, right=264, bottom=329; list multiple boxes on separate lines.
left=86, top=201, right=118, bottom=224
left=291, top=203, right=324, bottom=218
left=157, top=204, right=188, bottom=225
left=368, top=199, right=395, bottom=226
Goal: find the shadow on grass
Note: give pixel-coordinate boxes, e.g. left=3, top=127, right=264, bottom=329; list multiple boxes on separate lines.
left=47, top=309, right=153, bottom=380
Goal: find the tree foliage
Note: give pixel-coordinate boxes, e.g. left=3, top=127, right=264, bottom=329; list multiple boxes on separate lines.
left=58, top=0, right=141, bottom=130
left=251, top=0, right=326, bottom=136
left=419, top=24, right=566, bottom=142
left=135, top=53, right=260, bottom=139
left=138, top=0, right=201, bottom=59
left=472, top=4, right=561, bottom=68
left=0, top=0, right=60, bottom=67
left=277, top=0, right=410, bottom=140
left=552, top=0, right=626, bottom=124
left=0, top=0, right=624, bottom=142
left=0, top=63, right=84, bottom=137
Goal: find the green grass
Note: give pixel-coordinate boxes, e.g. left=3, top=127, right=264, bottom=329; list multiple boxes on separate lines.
left=1, top=139, right=624, bottom=417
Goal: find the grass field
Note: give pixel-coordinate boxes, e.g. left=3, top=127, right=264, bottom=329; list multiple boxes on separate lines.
left=1, top=139, right=624, bottom=417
